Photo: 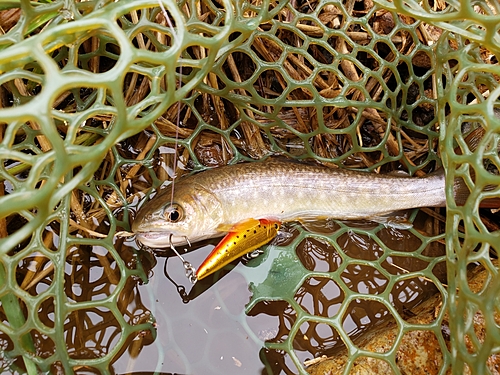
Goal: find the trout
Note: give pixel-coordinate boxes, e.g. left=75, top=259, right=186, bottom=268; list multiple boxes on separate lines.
left=132, top=159, right=469, bottom=248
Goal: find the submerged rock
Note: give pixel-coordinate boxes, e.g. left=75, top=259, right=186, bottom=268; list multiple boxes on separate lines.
left=307, top=262, right=500, bottom=375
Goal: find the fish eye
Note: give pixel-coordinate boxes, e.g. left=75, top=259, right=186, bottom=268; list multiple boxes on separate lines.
left=164, top=204, right=183, bottom=223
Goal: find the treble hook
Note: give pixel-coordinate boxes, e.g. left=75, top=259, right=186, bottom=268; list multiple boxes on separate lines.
left=163, top=257, right=191, bottom=303
left=169, top=234, right=197, bottom=284
left=242, top=249, right=264, bottom=263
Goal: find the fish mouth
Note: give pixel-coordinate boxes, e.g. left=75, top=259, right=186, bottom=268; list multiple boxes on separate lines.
left=135, top=231, right=190, bottom=248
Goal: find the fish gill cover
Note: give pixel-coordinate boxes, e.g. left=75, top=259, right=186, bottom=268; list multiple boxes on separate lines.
left=0, top=0, right=498, bottom=374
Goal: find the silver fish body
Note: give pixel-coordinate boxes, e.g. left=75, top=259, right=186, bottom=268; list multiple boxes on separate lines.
left=132, top=159, right=450, bottom=248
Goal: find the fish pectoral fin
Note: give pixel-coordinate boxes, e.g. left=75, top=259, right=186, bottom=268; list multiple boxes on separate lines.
left=371, top=213, right=413, bottom=230
left=215, top=223, right=236, bottom=232
left=217, top=218, right=261, bottom=233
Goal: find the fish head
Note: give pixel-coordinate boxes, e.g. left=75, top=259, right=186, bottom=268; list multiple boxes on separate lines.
left=132, top=182, right=223, bottom=248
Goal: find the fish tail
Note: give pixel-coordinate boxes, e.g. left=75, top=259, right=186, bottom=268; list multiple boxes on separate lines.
left=452, top=127, right=500, bottom=208
left=453, top=177, right=469, bottom=206
left=453, top=176, right=500, bottom=208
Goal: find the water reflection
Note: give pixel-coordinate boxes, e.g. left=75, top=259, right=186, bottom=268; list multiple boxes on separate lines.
left=246, top=218, right=445, bottom=373
left=4, top=215, right=447, bottom=374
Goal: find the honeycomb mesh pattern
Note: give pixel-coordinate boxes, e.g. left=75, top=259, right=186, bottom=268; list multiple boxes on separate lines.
left=437, top=24, right=500, bottom=375
left=0, top=0, right=498, bottom=374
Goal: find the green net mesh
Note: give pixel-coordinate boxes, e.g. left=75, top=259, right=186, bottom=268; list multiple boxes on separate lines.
left=0, top=0, right=498, bottom=374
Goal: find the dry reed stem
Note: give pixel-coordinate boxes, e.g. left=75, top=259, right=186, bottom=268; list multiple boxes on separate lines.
left=90, top=36, right=100, bottom=73
left=53, top=91, right=73, bottom=108
left=131, top=10, right=147, bottom=49
left=89, top=190, right=147, bottom=224
left=0, top=9, right=20, bottom=32
left=224, top=53, right=267, bottom=156
left=96, top=251, right=120, bottom=285
left=0, top=116, right=6, bottom=238
left=23, top=261, right=55, bottom=291
left=71, top=190, right=91, bottom=228
left=420, top=207, right=446, bottom=223
left=0, top=180, right=6, bottom=238
left=154, top=115, right=192, bottom=138
left=14, top=79, right=52, bottom=153
left=124, top=72, right=141, bottom=105
left=20, top=231, right=54, bottom=290
left=2, top=2, right=476, bottom=367
left=432, top=207, right=443, bottom=253
left=1, top=0, right=461, bottom=257
left=328, top=20, right=401, bottom=159
left=208, top=72, right=230, bottom=130
left=83, top=131, right=164, bottom=225
left=68, top=219, right=108, bottom=238
left=478, top=214, right=500, bottom=233
left=106, top=134, right=157, bottom=208
left=390, top=262, right=444, bottom=286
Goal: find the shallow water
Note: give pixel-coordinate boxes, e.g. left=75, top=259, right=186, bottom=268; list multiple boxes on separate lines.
left=110, top=219, right=443, bottom=374
left=112, top=241, right=275, bottom=374
left=2, top=218, right=444, bottom=374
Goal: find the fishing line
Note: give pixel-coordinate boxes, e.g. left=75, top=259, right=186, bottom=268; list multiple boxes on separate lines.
left=167, top=76, right=182, bottom=212
left=158, top=0, right=182, bottom=213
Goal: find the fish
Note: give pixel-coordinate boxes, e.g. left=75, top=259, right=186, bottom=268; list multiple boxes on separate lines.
left=196, top=218, right=280, bottom=280
left=132, top=158, right=471, bottom=248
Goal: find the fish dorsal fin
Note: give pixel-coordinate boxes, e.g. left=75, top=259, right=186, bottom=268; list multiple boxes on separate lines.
left=386, top=170, right=410, bottom=177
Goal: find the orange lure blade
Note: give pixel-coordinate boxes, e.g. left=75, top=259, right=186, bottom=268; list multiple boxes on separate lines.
left=196, top=218, right=281, bottom=280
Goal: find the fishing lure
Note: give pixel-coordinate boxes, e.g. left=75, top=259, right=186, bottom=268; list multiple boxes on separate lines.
left=196, top=218, right=281, bottom=280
